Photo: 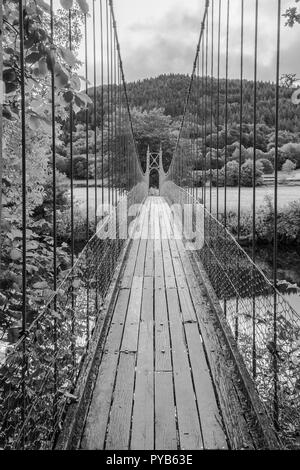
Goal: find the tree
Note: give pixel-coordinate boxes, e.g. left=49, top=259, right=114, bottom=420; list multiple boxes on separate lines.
left=240, top=159, right=264, bottom=187
left=281, top=142, right=300, bottom=168
left=230, top=145, right=250, bottom=164
left=257, top=158, right=274, bottom=175
left=2, top=0, right=91, bottom=126
left=224, top=161, right=240, bottom=186
left=1, top=0, right=91, bottom=334
left=283, top=1, right=300, bottom=27
left=130, top=107, right=179, bottom=171
left=282, top=159, right=297, bottom=173
left=0, top=4, right=3, bottom=237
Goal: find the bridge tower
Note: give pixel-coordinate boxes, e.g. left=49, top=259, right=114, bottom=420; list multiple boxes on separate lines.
left=145, top=145, right=166, bottom=194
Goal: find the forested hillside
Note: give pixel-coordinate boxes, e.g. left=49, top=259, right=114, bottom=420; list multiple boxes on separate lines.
left=67, top=74, right=300, bottom=182
left=125, top=74, right=300, bottom=133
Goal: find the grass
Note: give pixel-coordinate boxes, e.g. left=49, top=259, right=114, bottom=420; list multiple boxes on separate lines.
left=195, top=185, right=300, bottom=213
left=73, top=181, right=300, bottom=217
left=74, top=187, right=123, bottom=217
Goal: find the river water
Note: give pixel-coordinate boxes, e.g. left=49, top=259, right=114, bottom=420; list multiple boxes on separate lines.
left=246, top=245, right=300, bottom=315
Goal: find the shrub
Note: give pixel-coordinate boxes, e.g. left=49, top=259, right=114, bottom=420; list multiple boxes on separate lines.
left=281, top=143, right=300, bottom=168
left=56, top=155, right=69, bottom=175
left=224, top=161, right=239, bottom=186
left=266, top=148, right=288, bottom=168
left=211, top=168, right=225, bottom=187
left=230, top=145, right=250, bottom=164
left=194, top=171, right=207, bottom=187
left=62, top=154, right=96, bottom=179
left=226, top=198, right=300, bottom=245
left=240, top=159, right=263, bottom=187
left=282, top=159, right=296, bottom=173
left=258, top=158, right=274, bottom=174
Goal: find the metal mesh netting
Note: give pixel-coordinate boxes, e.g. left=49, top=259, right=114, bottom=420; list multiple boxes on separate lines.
left=162, top=181, right=300, bottom=448
left=0, top=0, right=148, bottom=449
left=0, top=183, right=147, bottom=450
left=162, top=0, right=300, bottom=448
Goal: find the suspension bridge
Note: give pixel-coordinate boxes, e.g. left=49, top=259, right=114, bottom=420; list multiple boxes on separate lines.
left=0, top=0, right=300, bottom=451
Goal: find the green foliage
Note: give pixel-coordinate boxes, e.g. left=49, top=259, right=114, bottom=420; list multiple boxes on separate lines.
left=257, top=158, right=274, bottom=175
left=0, top=122, right=71, bottom=334
left=0, top=1, right=94, bottom=337
left=230, top=145, right=250, bottom=164
left=224, top=161, right=240, bottom=186
left=240, top=159, right=264, bottom=187
left=281, top=142, right=300, bottom=168
left=283, top=1, right=300, bottom=27
left=130, top=107, right=179, bottom=171
left=124, top=74, right=300, bottom=134
left=2, top=0, right=91, bottom=126
left=227, top=196, right=300, bottom=246
left=282, top=159, right=297, bottom=173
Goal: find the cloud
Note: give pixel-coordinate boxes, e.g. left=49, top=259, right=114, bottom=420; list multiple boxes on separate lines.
left=114, top=0, right=203, bottom=81
left=80, top=0, right=300, bottom=84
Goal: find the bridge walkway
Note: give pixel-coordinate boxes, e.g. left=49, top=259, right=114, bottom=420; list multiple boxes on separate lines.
left=79, top=197, right=228, bottom=450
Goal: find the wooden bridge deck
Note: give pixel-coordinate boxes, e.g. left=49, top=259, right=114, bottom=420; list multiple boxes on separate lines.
left=80, top=197, right=228, bottom=450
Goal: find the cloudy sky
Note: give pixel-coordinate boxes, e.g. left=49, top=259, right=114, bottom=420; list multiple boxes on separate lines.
left=113, top=0, right=203, bottom=81
left=111, top=0, right=300, bottom=83
left=58, top=0, right=300, bottom=85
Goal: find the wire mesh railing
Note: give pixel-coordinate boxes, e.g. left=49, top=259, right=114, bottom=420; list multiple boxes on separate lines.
left=164, top=0, right=300, bottom=448
left=0, top=187, right=147, bottom=450
left=0, top=0, right=147, bottom=449
left=162, top=182, right=300, bottom=448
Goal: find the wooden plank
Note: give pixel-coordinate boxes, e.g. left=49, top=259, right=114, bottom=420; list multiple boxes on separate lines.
left=160, top=227, right=176, bottom=289
left=154, top=236, right=164, bottom=290
left=166, top=289, right=203, bottom=450
left=167, top=235, right=197, bottom=323
left=135, top=239, right=147, bottom=277
left=141, top=200, right=150, bottom=241
left=81, top=353, right=118, bottom=450
left=154, top=289, right=172, bottom=372
left=165, top=200, right=254, bottom=449
left=155, top=372, right=178, bottom=450
left=149, top=198, right=155, bottom=240
left=154, top=243, right=164, bottom=277
left=120, top=239, right=140, bottom=288
left=105, top=353, right=136, bottom=450
left=153, top=200, right=160, bottom=241
left=131, top=282, right=154, bottom=449
left=183, top=259, right=255, bottom=449
left=81, top=289, right=130, bottom=450
left=185, top=323, right=228, bottom=450
left=177, top=286, right=197, bottom=323
left=144, top=240, right=154, bottom=277
left=161, top=239, right=175, bottom=284
left=131, top=369, right=154, bottom=450
left=121, top=276, right=143, bottom=352
left=160, top=201, right=173, bottom=238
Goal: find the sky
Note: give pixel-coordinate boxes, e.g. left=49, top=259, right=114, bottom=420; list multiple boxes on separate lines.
left=112, top=0, right=300, bottom=83
left=113, top=0, right=204, bottom=81
left=51, top=0, right=300, bottom=85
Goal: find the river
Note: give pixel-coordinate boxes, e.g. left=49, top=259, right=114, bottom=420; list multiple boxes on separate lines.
left=246, top=245, right=300, bottom=315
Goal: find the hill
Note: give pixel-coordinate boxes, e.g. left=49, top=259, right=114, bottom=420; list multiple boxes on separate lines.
left=125, top=74, right=300, bottom=133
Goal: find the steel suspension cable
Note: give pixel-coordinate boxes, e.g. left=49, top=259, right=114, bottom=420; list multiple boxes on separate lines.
left=50, top=0, right=58, bottom=425
left=216, top=0, right=221, bottom=221
left=19, top=0, right=27, bottom=448
left=100, top=0, right=105, bottom=206
left=252, top=0, right=259, bottom=380
left=273, top=0, right=282, bottom=430
left=209, top=0, right=214, bottom=214
left=237, top=0, right=244, bottom=241
left=93, top=0, right=97, bottom=229
left=68, top=7, right=76, bottom=370
left=224, top=0, right=230, bottom=228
